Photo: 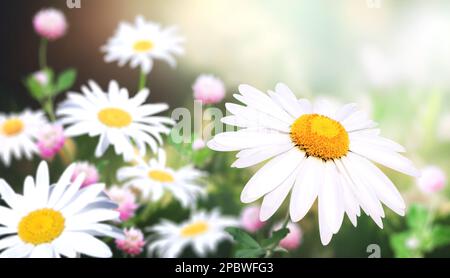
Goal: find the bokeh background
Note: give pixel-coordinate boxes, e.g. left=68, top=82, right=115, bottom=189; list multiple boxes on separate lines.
left=1, top=0, right=449, bottom=257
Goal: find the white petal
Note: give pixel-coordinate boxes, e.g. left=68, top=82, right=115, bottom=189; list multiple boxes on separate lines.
left=260, top=164, right=300, bottom=221
left=65, top=232, right=112, bottom=258
left=240, top=148, right=305, bottom=203
left=289, top=157, right=321, bottom=222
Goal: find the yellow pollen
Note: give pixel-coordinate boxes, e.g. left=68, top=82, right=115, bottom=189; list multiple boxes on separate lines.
left=148, top=170, right=174, bottom=183
left=133, top=40, right=154, bottom=52
left=290, top=114, right=349, bottom=160
left=2, top=118, right=24, bottom=136
left=180, top=221, right=209, bottom=237
left=98, top=108, right=132, bottom=128
left=18, top=209, right=65, bottom=245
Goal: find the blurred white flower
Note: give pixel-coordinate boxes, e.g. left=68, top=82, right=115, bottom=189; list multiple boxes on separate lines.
left=56, top=80, right=174, bottom=161
left=102, top=16, right=184, bottom=74
left=147, top=210, right=238, bottom=258
left=117, top=149, right=205, bottom=207
left=0, top=110, right=47, bottom=166
left=417, top=166, right=446, bottom=194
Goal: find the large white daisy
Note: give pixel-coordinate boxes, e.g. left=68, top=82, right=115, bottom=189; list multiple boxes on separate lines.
left=56, top=80, right=174, bottom=161
left=207, top=83, right=420, bottom=245
left=147, top=210, right=238, bottom=258
left=117, top=149, right=205, bottom=208
left=0, top=110, right=47, bottom=166
left=0, top=161, right=123, bottom=258
left=102, top=15, right=184, bottom=74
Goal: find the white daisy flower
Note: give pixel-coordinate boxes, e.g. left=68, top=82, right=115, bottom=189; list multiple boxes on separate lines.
left=117, top=149, right=205, bottom=208
left=207, top=83, right=420, bottom=245
left=0, top=161, right=123, bottom=258
left=102, top=15, right=184, bottom=74
left=147, top=210, right=238, bottom=258
left=0, top=110, right=47, bottom=166
left=56, top=80, right=174, bottom=161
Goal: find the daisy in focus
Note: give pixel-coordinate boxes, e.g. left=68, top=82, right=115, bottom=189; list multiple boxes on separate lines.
left=0, top=161, right=123, bottom=258
left=147, top=210, right=238, bottom=258
left=0, top=110, right=47, bottom=166
left=207, top=83, right=420, bottom=245
left=102, top=15, right=184, bottom=74
left=56, top=80, right=174, bottom=161
left=117, top=149, right=205, bottom=208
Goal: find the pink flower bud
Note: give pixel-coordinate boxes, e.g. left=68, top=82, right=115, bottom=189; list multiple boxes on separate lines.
left=71, top=162, right=100, bottom=188
left=192, top=138, right=206, bottom=150
left=273, top=222, right=302, bottom=250
left=107, top=185, right=139, bottom=222
left=33, top=8, right=67, bottom=40
left=37, top=124, right=65, bottom=160
left=240, top=205, right=265, bottom=233
left=115, top=227, right=145, bottom=256
left=193, top=74, right=226, bottom=104
left=417, top=166, right=446, bottom=194
left=33, top=70, right=49, bottom=86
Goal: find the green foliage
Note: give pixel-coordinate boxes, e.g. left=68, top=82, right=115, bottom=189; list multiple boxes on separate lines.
left=24, top=67, right=77, bottom=102
left=390, top=204, right=450, bottom=258
left=225, top=226, right=290, bottom=258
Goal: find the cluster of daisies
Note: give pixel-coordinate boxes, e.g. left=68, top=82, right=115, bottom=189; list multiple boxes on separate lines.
left=0, top=8, right=237, bottom=258
left=0, top=7, right=421, bottom=258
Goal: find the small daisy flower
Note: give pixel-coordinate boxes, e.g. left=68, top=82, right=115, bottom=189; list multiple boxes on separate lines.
left=417, top=166, right=446, bottom=194
left=240, top=205, right=265, bottom=233
left=273, top=222, right=302, bottom=250
left=0, top=161, right=123, bottom=258
left=106, top=185, right=138, bottom=221
left=193, top=74, right=226, bottom=104
left=208, top=83, right=419, bottom=245
left=147, top=210, right=238, bottom=258
left=0, top=110, right=47, bottom=166
left=71, top=162, right=100, bottom=188
left=36, top=124, right=65, bottom=160
left=115, top=227, right=145, bottom=256
left=33, top=8, right=67, bottom=40
left=56, top=80, right=174, bottom=161
left=117, top=149, right=205, bottom=208
left=102, top=16, right=184, bottom=74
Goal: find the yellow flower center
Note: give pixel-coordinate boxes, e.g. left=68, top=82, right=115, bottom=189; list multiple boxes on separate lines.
left=290, top=114, right=349, bottom=160
left=98, top=107, right=132, bottom=128
left=180, top=221, right=209, bottom=237
left=18, top=209, right=65, bottom=245
left=133, top=40, right=154, bottom=53
left=2, top=118, right=24, bottom=136
left=148, top=170, right=174, bottom=183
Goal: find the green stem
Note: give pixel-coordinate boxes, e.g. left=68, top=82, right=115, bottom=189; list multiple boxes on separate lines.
left=265, top=212, right=290, bottom=258
left=42, top=98, right=56, bottom=122
left=39, top=38, right=48, bottom=69
left=138, top=71, right=147, bottom=91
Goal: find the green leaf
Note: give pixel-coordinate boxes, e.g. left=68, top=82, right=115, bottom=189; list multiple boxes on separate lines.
left=24, top=76, right=45, bottom=101
left=428, top=225, right=450, bottom=250
left=261, top=227, right=289, bottom=248
left=389, top=231, right=422, bottom=258
left=235, top=248, right=266, bottom=258
left=406, top=204, right=429, bottom=231
left=55, top=69, right=77, bottom=95
left=225, top=227, right=261, bottom=249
